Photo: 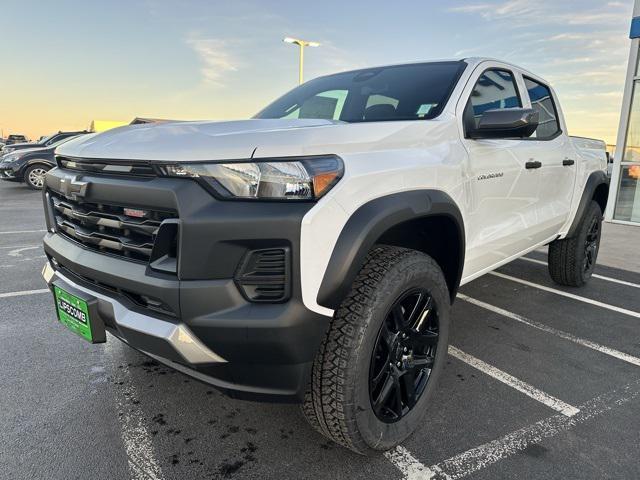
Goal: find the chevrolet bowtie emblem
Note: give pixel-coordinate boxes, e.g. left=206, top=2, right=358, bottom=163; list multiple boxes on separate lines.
left=59, top=175, right=89, bottom=199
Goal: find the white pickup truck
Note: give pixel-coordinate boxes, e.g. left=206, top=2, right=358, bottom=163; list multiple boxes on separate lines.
left=41, top=57, right=608, bottom=454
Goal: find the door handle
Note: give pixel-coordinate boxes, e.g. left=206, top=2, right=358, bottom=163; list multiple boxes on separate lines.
left=562, top=159, right=575, bottom=166
left=525, top=161, right=542, bottom=169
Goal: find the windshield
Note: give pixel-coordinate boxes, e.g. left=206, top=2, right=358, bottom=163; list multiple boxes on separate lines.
left=255, top=61, right=466, bottom=123
left=40, top=134, right=56, bottom=145
left=50, top=135, right=78, bottom=148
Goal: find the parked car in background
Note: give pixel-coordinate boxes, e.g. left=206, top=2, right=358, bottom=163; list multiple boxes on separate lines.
left=1, top=130, right=88, bottom=155
left=0, top=133, right=88, bottom=189
left=4, top=134, right=28, bottom=145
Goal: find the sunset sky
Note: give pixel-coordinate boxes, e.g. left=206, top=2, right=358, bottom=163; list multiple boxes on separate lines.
left=0, top=0, right=634, bottom=144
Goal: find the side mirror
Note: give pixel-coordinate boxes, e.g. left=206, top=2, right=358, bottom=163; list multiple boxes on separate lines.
left=468, top=108, right=539, bottom=140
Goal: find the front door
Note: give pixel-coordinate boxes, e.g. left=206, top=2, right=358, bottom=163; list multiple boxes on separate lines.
left=459, top=66, right=544, bottom=279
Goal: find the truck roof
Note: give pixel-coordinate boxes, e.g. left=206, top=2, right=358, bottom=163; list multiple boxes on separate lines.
left=312, top=57, right=547, bottom=86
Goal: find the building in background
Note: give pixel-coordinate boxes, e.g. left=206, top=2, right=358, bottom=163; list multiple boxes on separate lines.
left=607, top=0, right=640, bottom=225
left=89, top=120, right=129, bottom=132
left=129, top=117, right=176, bottom=125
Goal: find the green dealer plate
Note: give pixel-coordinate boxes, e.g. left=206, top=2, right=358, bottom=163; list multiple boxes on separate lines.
left=54, top=285, right=95, bottom=342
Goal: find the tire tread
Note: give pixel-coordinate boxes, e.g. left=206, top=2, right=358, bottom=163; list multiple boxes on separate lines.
left=301, top=245, right=444, bottom=454
left=548, top=201, right=602, bottom=287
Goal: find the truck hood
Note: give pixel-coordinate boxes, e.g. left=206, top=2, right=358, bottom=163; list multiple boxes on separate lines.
left=56, top=119, right=339, bottom=161
left=56, top=118, right=441, bottom=162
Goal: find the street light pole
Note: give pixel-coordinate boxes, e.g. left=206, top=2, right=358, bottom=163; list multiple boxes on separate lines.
left=283, top=37, right=320, bottom=84
left=298, top=42, right=305, bottom=85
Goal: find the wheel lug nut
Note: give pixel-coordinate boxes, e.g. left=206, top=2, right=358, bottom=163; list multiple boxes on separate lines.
left=397, top=361, right=402, bottom=367
left=403, top=347, right=408, bottom=352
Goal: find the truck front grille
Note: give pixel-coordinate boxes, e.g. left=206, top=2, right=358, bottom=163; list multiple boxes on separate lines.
left=57, top=157, right=157, bottom=176
left=50, top=192, right=177, bottom=263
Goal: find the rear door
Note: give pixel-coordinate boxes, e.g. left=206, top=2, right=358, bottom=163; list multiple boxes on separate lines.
left=458, top=64, right=544, bottom=278
left=515, top=75, right=576, bottom=236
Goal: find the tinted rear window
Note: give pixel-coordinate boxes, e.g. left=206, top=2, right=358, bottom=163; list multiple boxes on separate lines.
left=524, top=77, right=561, bottom=139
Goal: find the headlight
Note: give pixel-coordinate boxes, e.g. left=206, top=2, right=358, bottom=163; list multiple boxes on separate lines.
left=159, top=156, right=343, bottom=200
left=1, top=153, right=18, bottom=164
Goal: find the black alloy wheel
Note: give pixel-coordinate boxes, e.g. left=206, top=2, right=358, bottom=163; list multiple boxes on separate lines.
left=301, top=246, right=450, bottom=454
left=583, top=215, right=600, bottom=274
left=548, top=201, right=603, bottom=287
left=369, top=288, right=439, bottom=423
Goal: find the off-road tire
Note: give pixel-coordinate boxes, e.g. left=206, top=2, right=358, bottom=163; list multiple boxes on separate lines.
left=548, top=201, right=602, bottom=287
left=301, top=245, right=450, bottom=455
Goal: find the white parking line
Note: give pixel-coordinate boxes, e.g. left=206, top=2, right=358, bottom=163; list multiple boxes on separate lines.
left=0, top=229, right=46, bottom=235
left=0, top=244, right=39, bottom=250
left=7, top=246, right=41, bottom=257
left=105, top=337, right=165, bottom=480
left=0, top=288, right=49, bottom=299
left=385, top=446, right=451, bottom=480
left=458, top=294, right=640, bottom=367
left=448, top=346, right=580, bottom=417
left=385, top=377, right=640, bottom=479
left=115, top=365, right=165, bottom=480
left=520, top=256, right=640, bottom=289
left=422, top=379, right=640, bottom=479
left=489, top=271, right=640, bottom=319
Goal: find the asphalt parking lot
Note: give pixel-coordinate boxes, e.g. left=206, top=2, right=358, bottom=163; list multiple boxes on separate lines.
left=1, top=179, right=639, bottom=480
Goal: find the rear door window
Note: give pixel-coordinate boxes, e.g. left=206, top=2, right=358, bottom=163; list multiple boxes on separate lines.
left=524, top=77, right=561, bottom=139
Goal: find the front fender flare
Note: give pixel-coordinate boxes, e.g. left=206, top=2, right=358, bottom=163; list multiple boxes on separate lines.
left=316, top=190, right=465, bottom=310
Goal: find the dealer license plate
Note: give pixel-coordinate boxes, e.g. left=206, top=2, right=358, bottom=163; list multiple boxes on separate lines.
left=54, top=285, right=99, bottom=342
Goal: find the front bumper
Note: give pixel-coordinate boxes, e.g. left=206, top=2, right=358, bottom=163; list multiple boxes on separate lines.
left=0, top=165, right=20, bottom=180
left=41, top=166, right=332, bottom=402
left=42, top=238, right=331, bottom=402
left=43, top=262, right=226, bottom=363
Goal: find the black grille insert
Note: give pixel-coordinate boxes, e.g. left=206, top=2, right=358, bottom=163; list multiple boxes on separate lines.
left=235, top=248, right=290, bottom=302
left=57, top=156, right=157, bottom=176
left=50, top=192, right=177, bottom=263
left=54, top=261, right=176, bottom=317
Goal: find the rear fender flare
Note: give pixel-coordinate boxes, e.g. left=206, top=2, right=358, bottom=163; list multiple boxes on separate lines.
left=567, top=171, right=609, bottom=237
